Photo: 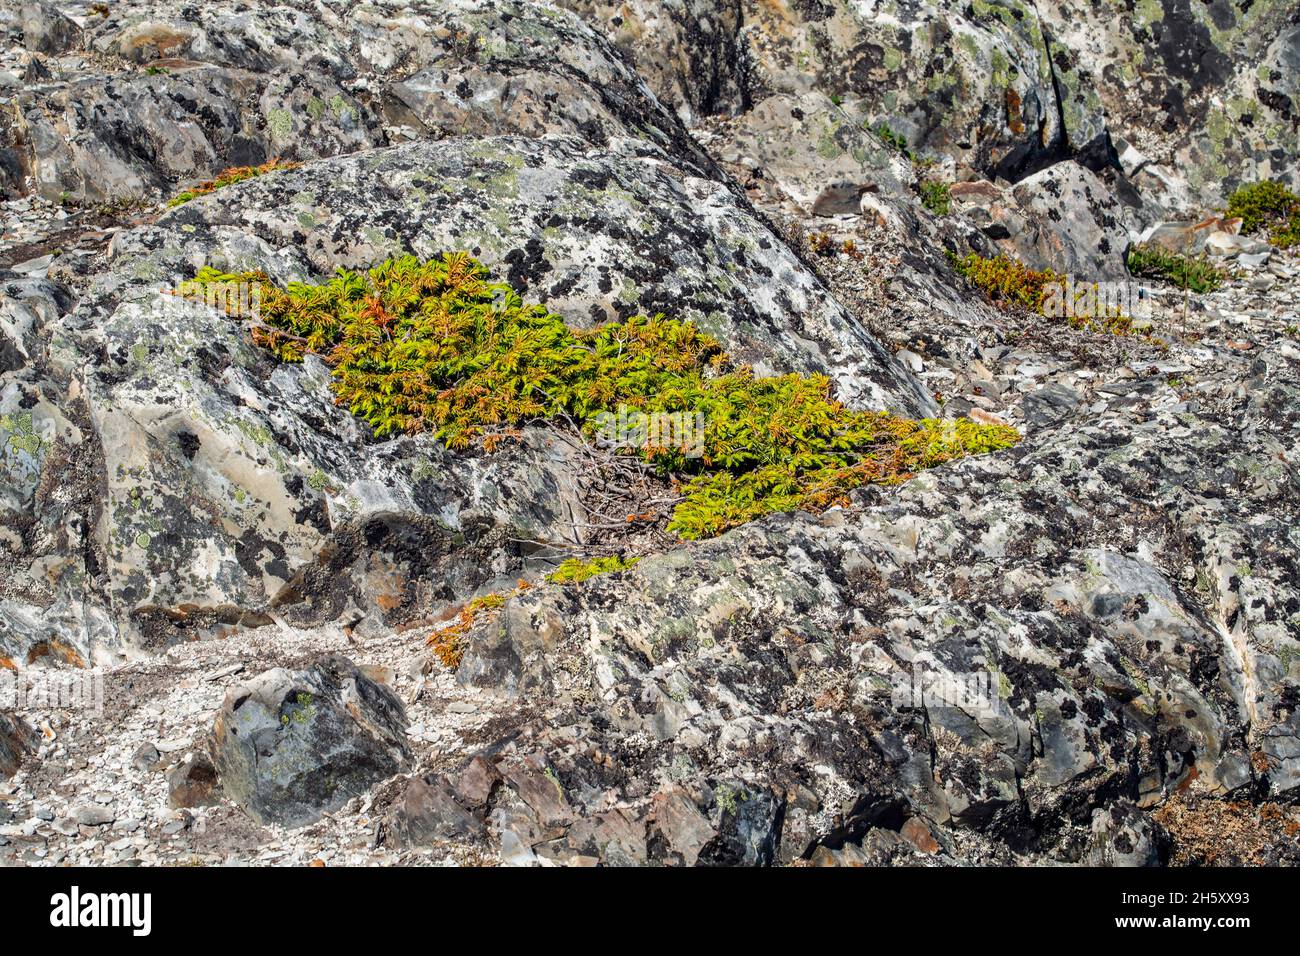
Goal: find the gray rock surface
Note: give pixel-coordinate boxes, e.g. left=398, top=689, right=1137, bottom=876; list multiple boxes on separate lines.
left=0, top=712, right=36, bottom=778
left=1, top=131, right=926, bottom=667
left=1, top=0, right=1299, bottom=869
left=212, top=655, right=411, bottom=827
left=3, top=0, right=724, bottom=202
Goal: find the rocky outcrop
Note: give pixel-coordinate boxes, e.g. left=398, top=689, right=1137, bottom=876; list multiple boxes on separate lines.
left=3, top=0, right=725, bottom=202
left=1036, top=0, right=1300, bottom=210
left=451, top=332, right=1300, bottom=860
left=581, top=0, right=1300, bottom=210
left=212, top=656, right=411, bottom=827
left=555, top=0, right=749, bottom=125
left=2, top=0, right=1300, bottom=868
left=0, top=711, right=37, bottom=779
left=706, top=92, right=910, bottom=217
left=950, top=160, right=1135, bottom=279
left=0, top=130, right=927, bottom=666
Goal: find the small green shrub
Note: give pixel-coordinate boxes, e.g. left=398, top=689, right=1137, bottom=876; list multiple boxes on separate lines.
left=949, top=252, right=1060, bottom=313
left=1125, top=244, right=1226, bottom=293
left=1271, top=216, right=1300, bottom=249
left=180, top=254, right=1019, bottom=541
left=167, top=158, right=298, bottom=207
left=873, top=122, right=915, bottom=161
left=546, top=555, right=641, bottom=584
left=919, top=180, right=951, bottom=216
left=1227, top=180, right=1300, bottom=245
left=951, top=251, right=1160, bottom=338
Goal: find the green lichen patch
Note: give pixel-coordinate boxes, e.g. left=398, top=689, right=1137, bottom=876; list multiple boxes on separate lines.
left=0, top=411, right=43, bottom=459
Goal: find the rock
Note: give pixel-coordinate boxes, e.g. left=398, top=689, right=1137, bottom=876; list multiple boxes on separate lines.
left=383, top=775, right=484, bottom=848
left=21, top=1, right=81, bottom=55
left=3, top=0, right=1300, bottom=872
left=74, top=804, right=115, bottom=827
left=948, top=160, right=1138, bottom=279
left=3, top=131, right=929, bottom=661
left=1035, top=0, right=1300, bottom=208
left=555, top=0, right=748, bottom=125
left=129, top=743, right=161, bottom=772
left=713, top=92, right=909, bottom=216
left=1204, top=232, right=1271, bottom=259
left=0, top=713, right=37, bottom=779
left=167, top=748, right=222, bottom=809
left=452, top=336, right=1300, bottom=859
left=731, top=0, right=1070, bottom=178
left=4, top=0, right=723, bottom=203
left=1086, top=802, right=1167, bottom=867
left=648, top=787, right=716, bottom=866
left=1021, top=382, right=1082, bottom=428
left=212, top=656, right=411, bottom=827
left=452, top=756, right=501, bottom=809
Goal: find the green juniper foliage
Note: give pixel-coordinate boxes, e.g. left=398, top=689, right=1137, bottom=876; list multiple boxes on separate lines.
left=950, top=251, right=1156, bottom=337
left=546, top=555, right=641, bottom=584
left=179, top=253, right=1019, bottom=540
left=1125, top=244, right=1225, bottom=293
left=919, top=180, right=951, bottom=216
left=1227, top=180, right=1300, bottom=247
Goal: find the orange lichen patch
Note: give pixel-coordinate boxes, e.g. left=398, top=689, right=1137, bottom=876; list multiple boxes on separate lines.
left=26, top=640, right=87, bottom=668
left=0, top=656, right=16, bottom=671
left=900, top=817, right=941, bottom=855
left=376, top=592, right=404, bottom=612
left=1005, top=87, right=1025, bottom=135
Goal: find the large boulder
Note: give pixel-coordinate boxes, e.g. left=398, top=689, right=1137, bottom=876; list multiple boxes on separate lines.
left=212, top=656, right=411, bottom=827
left=576, top=0, right=1300, bottom=209
left=555, top=0, right=750, bottom=124
left=1036, top=0, right=1300, bottom=209
left=735, top=0, right=1072, bottom=179
left=0, top=712, right=38, bottom=779
left=1, top=133, right=928, bottom=664
left=20, top=0, right=82, bottom=55
left=951, top=160, right=1136, bottom=279
left=709, top=92, right=911, bottom=217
